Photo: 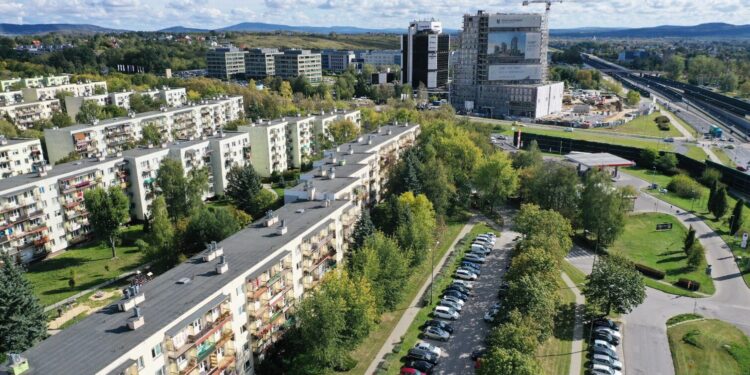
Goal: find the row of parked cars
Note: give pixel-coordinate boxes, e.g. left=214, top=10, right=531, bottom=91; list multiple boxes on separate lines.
left=589, top=318, right=623, bottom=375
left=400, top=232, right=497, bottom=375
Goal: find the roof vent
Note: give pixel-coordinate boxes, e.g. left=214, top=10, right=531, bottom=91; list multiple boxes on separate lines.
left=335, top=146, right=341, bottom=152
left=338, top=159, right=346, bottom=166
left=177, top=277, right=191, bottom=284
left=202, top=241, right=224, bottom=262
left=331, top=156, right=337, bottom=165
left=367, top=135, right=373, bottom=145
left=216, top=255, right=229, bottom=275
left=0, top=135, right=7, bottom=145
left=318, top=165, right=327, bottom=177
left=323, top=199, right=331, bottom=208
left=328, top=167, right=336, bottom=179
left=7, top=354, right=28, bottom=375
left=265, top=210, right=279, bottom=227
left=118, top=285, right=146, bottom=311
left=127, top=306, right=145, bottom=330
left=347, top=144, right=354, bottom=155
left=277, top=220, right=288, bottom=236
left=387, top=129, right=392, bottom=135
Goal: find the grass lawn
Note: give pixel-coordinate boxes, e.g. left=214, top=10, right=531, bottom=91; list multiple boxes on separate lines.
left=684, top=145, right=708, bottom=162
left=594, top=112, right=682, bottom=138
left=656, top=104, right=700, bottom=139
left=343, top=220, right=470, bottom=375
left=623, top=168, right=750, bottom=287
left=712, top=148, right=734, bottom=167
left=609, top=213, right=715, bottom=295
left=562, top=260, right=588, bottom=286
left=497, top=126, right=676, bottom=152
left=374, top=223, right=498, bottom=375
left=25, top=225, right=146, bottom=307
left=667, top=319, right=750, bottom=375
left=537, top=275, right=576, bottom=375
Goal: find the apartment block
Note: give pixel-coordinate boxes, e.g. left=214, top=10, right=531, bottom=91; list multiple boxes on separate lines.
left=141, top=87, right=189, bottom=108
left=0, top=99, right=60, bottom=130
left=44, top=96, right=245, bottom=164
left=285, top=115, right=314, bottom=169
left=245, top=48, right=282, bottom=79
left=123, top=147, right=170, bottom=221
left=0, top=90, right=23, bottom=106
left=15, top=122, right=419, bottom=375
left=0, top=138, right=44, bottom=179
left=210, top=131, right=251, bottom=196
left=312, top=109, right=362, bottom=141
left=0, top=156, right=127, bottom=263
left=207, top=45, right=248, bottom=80
left=64, top=91, right=134, bottom=120
left=321, top=50, right=356, bottom=73
left=0, top=75, right=69, bottom=91
left=274, top=50, right=322, bottom=84
left=401, top=20, right=450, bottom=90
left=239, top=120, right=288, bottom=177
left=22, top=81, right=107, bottom=102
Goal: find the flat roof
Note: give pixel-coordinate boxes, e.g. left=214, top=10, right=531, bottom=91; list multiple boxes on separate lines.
left=564, top=152, right=636, bottom=168
left=0, top=157, right=121, bottom=193
left=0, top=138, right=39, bottom=147
left=21, top=198, right=349, bottom=375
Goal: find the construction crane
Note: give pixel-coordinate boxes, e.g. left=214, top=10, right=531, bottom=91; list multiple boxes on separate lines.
left=522, top=0, right=563, bottom=13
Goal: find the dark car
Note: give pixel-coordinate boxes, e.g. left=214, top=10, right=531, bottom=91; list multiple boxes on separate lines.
left=443, top=290, right=469, bottom=301
left=591, top=345, right=619, bottom=360
left=461, top=262, right=482, bottom=274
left=737, top=165, right=748, bottom=172
left=445, top=284, right=471, bottom=296
left=470, top=348, right=486, bottom=361
left=403, top=359, right=434, bottom=374
left=497, top=283, right=509, bottom=298
left=592, top=331, right=620, bottom=345
left=593, top=318, right=620, bottom=332
left=407, top=348, right=440, bottom=365
left=423, top=320, right=454, bottom=334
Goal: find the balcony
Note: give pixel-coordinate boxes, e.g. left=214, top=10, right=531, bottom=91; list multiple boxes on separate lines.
left=188, top=311, right=232, bottom=346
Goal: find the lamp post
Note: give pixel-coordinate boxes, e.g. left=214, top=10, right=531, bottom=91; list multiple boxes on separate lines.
left=430, top=241, right=440, bottom=305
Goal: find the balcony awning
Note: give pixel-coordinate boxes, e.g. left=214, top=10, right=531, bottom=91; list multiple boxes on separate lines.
left=165, top=293, right=229, bottom=337
left=1, top=185, right=35, bottom=198
left=303, top=220, right=335, bottom=242
left=106, top=358, right=137, bottom=375
left=246, top=250, right=291, bottom=284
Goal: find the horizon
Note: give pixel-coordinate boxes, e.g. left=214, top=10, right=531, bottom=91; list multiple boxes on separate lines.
left=0, top=0, right=746, bottom=31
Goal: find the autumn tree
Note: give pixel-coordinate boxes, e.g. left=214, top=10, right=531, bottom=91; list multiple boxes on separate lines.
left=84, top=186, right=130, bottom=258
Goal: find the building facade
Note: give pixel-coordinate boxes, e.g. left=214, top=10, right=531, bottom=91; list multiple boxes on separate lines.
left=0, top=75, right=70, bottom=91
left=401, top=20, right=450, bottom=90
left=21, top=81, right=107, bottom=102
left=245, top=48, right=282, bottom=79
left=357, top=50, right=402, bottom=67
left=450, top=11, right=563, bottom=119
left=15, top=123, right=419, bottom=375
left=274, top=50, right=322, bottom=84
left=321, top=50, right=356, bottom=73
left=207, top=46, right=248, bottom=80
left=239, top=120, right=288, bottom=177
left=0, top=138, right=44, bottom=179
left=0, top=99, right=60, bottom=130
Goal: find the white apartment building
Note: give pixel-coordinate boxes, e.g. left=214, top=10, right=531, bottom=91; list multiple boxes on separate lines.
left=44, top=96, right=245, bottom=164
left=239, top=120, right=288, bottom=177
left=14, top=123, right=419, bottom=375
left=141, top=87, right=189, bottom=108
left=0, top=75, right=70, bottom=91
left=0, top=99, right=60, bottom=130
left=210, top=131, right=251, bottom=196
left=285, top=115, right=314, bottom=169
left=0, top=138, right=44, bottom=179
left=0, top=156, right=127, bottom=263
left=312, top=109, right=362, bottom=142
left=22, top=81, right=107, bottom=102
left=0, top=90, right=23, bottom=106
left=123, top=147, right=170, bottom=221
left=64, top=91, right=135, bottom=120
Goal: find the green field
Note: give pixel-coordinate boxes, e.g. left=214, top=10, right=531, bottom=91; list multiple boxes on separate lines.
left=656, top=104, right=700, bottom=138
left=623, top=168, right=750, bottom=287
left=231, top=33, right=398, bottom=51
left=497, top=126, right=677, bottom=152
left=25, top=225, right=145, bottom=307
left=376, top=223, right=498, bottom=375
left=594, top=112, right=682, bottom=138
left=713, top=148, right=734, bottom=166
left=537, top=276, right=576, bottom=375
left=609, top=213, right=715, bottom=295
left=667, top=319, right=750, bottom=375
left=685, top=145, right=708, bottom=162
left=344, top=220, right=470, bottom=375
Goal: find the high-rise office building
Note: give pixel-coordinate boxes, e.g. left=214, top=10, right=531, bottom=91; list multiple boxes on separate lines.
left=245, top=48, right=282, bottom=79
left=401, top=20, right=450, bottom=90
left=450, top=11, right=563, bottom=119
left=321, top=50, right=356, bottom=73
left=206, top=45, right=248, bottom=80
left=274, top=50, right=323, bottom=83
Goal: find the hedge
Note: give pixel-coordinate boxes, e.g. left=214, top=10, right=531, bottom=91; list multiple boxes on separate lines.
left=668, top=174, right=703, bottom=199
left=635, top=263, right=666, bottom=279
left=677, top=278, right=701, bottom=291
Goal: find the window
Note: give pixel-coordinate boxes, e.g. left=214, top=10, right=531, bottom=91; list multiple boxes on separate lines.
left=151, top=343, right=163, bottom=358
left=192, top=319, right=202, bottom=331
left=137, top=356, right=145, bottom=370
left=155, top=367, right=166, bottom=375
left=238, top=304, right=245, bottom=315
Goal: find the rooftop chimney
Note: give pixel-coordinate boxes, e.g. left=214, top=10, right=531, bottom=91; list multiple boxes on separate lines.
left=118, top=285, right=146, bottom=312
left=202, top=241, right=224, bottom=262
left=277, top=220, right=288, bottom=236
left=347, top=144, right=354, bottom=155
left=328, top=167, right=336, bottom=180
left=216, top=255, right=229, bottom=274
left=265, top=210, right=279, bottom=227
left=127, top=305, right=145, bottom=330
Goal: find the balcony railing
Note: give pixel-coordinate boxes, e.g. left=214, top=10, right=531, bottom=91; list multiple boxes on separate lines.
left=188, top=311, right=232, bottom=346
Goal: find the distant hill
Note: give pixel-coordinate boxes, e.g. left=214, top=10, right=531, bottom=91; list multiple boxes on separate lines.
left=216, top=22, right=403, bottom=34
left=552, top=23, right=750, bottom=38
left=158, top=26, right=210, bottom=33
left=0, top=23, right=122, bottom=35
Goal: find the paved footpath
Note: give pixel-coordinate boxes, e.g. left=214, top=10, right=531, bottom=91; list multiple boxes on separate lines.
left=364, top=217, right=478, bottom=375
left=561, top=272, right=585, bottom=375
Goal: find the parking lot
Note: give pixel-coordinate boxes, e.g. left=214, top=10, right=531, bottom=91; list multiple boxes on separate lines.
left=424, top=230, right=515, bottom=374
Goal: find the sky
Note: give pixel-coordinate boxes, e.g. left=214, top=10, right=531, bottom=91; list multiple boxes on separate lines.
left=0, top=0, right=748, bottom=30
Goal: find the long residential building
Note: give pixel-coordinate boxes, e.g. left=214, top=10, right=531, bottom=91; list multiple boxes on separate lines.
left=0, top=138, right=44, bottom=179
left=44, top=96, right=245, bottom=164
left=0, top=75, right=70, bottom=91
left=0, top=99, right=60, bottom=130
left=11, top=122, right=419, bottom=375
left=22, top=81, right=107, bottom=102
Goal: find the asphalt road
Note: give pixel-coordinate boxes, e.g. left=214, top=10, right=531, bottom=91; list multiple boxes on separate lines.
left=426, top=228, right=515, bottom=375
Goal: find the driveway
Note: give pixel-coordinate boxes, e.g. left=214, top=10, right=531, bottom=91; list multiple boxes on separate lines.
left=431, top=228, right=516, bottom=374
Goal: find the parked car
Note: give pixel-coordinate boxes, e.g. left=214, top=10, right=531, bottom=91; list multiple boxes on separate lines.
left=589, top=363, right=621, bottom=375
left=403, top=359, right=434, bottom=374
left=452, top=280, right=474, bottom=289
left=663, top=137, right=675, bottom=143
left=438, top=299, right=463, bottom=312
left=399, top=368, right=425, bottom=375
left=423, top=326, right=451, bottom=341
left=476, top=235, right=495, bottom=244
left=473, top=239, right=494, bottom=248
left=469, top=247, right=491, bottom=256
left=593, top=318, right=620, bottom=332
left=470, top=348, right=486, bottom=361
left=461, top=262, right=482, bottom=273
left=592, top=331, right=620, bottom=346
left=456, top=268, right=478, bottom=280
left=443, top=290, right=470, bottom=301
left=592, top=339, right=617, bottom=352
left=445, top=284, right=472, bottom=296
left=433, top=306, right=459, bottom=320
left=484, top=308, right=499, bottom=323
left=414, top=341, right=443, bottom=357
left=423, top=320, right=454, bottom=334
left=442, top=295, right=465, bottom=306
left=594, top=326, right=621, bottom=340
left=591, top=346, right=619, bottom=360
left=407, top=348, right=440, bottom=365
left=464, top=253, right=486, bottom=264
left=737, top=165, right=747, bottom=172
left=591, top=353, right=622, bottom=370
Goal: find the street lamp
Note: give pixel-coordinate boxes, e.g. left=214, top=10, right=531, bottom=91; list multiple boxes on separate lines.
left=430, top=240, right=440, bottom=305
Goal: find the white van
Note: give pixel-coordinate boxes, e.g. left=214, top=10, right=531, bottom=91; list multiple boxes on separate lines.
left=434, top=306, right=459, bottom=320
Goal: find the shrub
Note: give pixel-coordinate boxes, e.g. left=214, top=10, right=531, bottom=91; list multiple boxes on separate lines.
left=700, top=168, right=722, bottom=187
left=666, top=313, right=703, bottom=326
left=667, top=175, right=702, bottom=199
left=634, top=263, right=666, bottom=279
left=656, top=153, right=678, bottom=175
left=677, top=278, right=701, bottom=291
left=655, top=115, right=670, bottom=124
left=682, top=329, right=703, bottom=348
left=658, top=122, right=671, bottom=131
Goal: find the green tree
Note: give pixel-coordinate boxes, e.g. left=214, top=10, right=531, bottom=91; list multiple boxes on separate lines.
left=0, top=254, right=47, bottom=359
left=639, top=148, right=659, bottom=169
left=686, top=242, right=705, bottom=270
left=700, top=168, right=722, bottom=188
left=719, top=73, right=739, bottom=92
left=519, top=161, right=580, bottom=222
left=514, top=204, right=573, bottom=258
left=683, top=226, right=696, bottom=255
left=225, top=164, right=262, bottom=215
left=419, top=157, right=452, bottom=218
left=75, top=100, right=104, bottom=124
left=357, top=232, right=410, bottom=311
left=327, top=119, right=359, bottom=144
left=279, top=81, right=293, bottom=98
left=182, top=206, right=241, bottom=253
left=730, top=199, right=745, bottom=235
left=707, top=181, right=718, bottom=214
left=581, top=171, right=626, bottom=250
left=485, top=310, right=539, bottom=353
left=656, top=153, right=678, bottom=174
left=473, top=152, right=518, bottom=214
left=512, top=139, right=542, bottom=169
left=662, top=55, right=685, bottom=80
left=626, top=90, right=641, bottom=106
left=50, top=111, right=72, bottom=128
left=84, top=186, right=130, bottom=258
left=583, top=254, right=646, bottom=315
left=250, top=189, right=278, bottom=218
left=140, top=123, right=163, bottom=146
left=350, top=210, right=375, bottom=250
left=145, top=196, right=178, bottom=267
left=155, top=160, right=207, bottom=220
left=740, top=81, right=750, bottom=97
left=710, top=185, right=728, bottom=219
left=478, top=348, right=541, bottom=375
left=503, top=273, right=557, bottom=340
left=395, top=192, right=436, bottom=266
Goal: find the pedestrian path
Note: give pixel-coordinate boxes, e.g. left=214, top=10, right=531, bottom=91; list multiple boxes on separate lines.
left=561, top=271, right=585, bottom=375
